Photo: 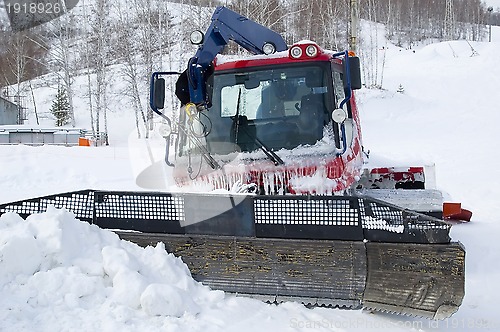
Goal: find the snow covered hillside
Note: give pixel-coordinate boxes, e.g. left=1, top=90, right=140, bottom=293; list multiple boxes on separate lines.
left=486, top=0, right=500, bottom=10
left=1, top=25, right=500, bottom=332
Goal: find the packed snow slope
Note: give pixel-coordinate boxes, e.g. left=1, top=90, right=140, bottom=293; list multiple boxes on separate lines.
left=2, top=31, right=500, bottom=331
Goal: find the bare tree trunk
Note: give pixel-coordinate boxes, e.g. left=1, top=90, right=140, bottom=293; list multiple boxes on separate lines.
left=90, top=0, right=110, bottom=143
left=5, top=33, right=29, bottom=124
left=113, top=0, right=150, bottom=139
left=81, top=0, right=96, bottom=136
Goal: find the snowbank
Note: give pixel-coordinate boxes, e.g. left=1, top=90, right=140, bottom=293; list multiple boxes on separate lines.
left=0, top=208, right=224, bottom=330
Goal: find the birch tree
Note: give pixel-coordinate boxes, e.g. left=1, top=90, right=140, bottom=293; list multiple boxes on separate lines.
left=86, top=0, right=111, bottom=144
left=112, top=0, right=148, bottom=139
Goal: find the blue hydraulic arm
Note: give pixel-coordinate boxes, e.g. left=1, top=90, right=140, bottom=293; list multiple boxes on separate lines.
left=186, top=6, right=288, bottom=105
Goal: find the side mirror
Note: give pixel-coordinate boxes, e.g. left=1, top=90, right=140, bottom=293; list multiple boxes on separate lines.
left=152, top=77, right=166, bottom=109
left=343, top=56, right=362, bottom=90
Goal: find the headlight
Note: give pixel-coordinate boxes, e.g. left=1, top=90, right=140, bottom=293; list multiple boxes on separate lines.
left=190, top=30, right=204, bottom=45
left=290, top=46, right=302, bottom=59
left=305, top=44, right=318, bottom=57
left=332, top=108, right=347, bottom=123
left=158, top=123, right=172, bottom=137
left=263, top=42, right=276, bottom=55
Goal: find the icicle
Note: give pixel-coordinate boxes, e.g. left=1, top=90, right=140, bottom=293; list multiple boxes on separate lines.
left=277, top=171, right=285, bottom=195
left=174, top=120, right=363, bottom=196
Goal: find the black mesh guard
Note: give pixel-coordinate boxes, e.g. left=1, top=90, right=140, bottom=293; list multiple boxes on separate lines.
left=0, top=190, right=94, bottom=222
left=0, top=190, right=451, bottom=244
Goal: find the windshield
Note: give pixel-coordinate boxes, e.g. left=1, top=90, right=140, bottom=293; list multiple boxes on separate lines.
left=198, top=63, right=335, bottom=155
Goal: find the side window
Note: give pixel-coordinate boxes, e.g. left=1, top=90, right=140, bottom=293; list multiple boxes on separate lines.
left=332, top=70, right=345, bottom=108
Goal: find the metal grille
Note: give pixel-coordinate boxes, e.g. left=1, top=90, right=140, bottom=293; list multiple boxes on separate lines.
left=360, top=199, right=450, bottom=231
left=368, top=203, right=404, bottom=224
left=0, top=191, right=94, bottom=221
left=360, top=199, right=405, bottom=232
left=254, top=197, right=359, bottom=226
left=94, top=192, right=185, bottom=223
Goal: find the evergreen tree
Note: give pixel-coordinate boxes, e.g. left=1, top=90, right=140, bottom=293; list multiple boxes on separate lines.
left=50, top=86, right=71, bottom=126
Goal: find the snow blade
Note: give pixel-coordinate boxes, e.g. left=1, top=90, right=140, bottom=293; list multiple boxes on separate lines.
left=120, top=233, right=367, bottom=309
left=363, top=242, right=465, bottom=319
left=0, top=189, right=465, bottom=318
left=117, top=232, right=464, bottom=319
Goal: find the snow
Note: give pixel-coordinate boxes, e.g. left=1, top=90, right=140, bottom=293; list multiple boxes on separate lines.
left=2, top=26, right=500, bottom=332
left=0, top=207, right=222, bottom=330
left=485, top=0, right=500, bottom=10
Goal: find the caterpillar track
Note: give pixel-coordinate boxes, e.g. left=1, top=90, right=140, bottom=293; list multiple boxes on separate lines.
left=0, top=190, right=465, bottom=319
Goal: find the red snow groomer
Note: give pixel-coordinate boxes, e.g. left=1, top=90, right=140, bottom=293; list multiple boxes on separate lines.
left=151, top=7, right=470, bottom=221
left=1, top=6, right=467, bottom=320
left=146, top=7, right=467, bottom=318
left=157, top=34, right=365, bottom=196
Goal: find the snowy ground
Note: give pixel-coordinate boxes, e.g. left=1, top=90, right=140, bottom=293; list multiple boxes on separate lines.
left=2, top=28, right=500, bottom=331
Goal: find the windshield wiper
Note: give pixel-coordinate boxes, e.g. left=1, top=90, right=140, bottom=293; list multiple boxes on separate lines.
left=243, top=127, right=284, bottom=166
left=232, top=88, right=284, bottom=166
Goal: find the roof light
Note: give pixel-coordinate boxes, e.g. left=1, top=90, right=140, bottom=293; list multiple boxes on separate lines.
left=305, top=44, right=318, bottom=57
left=290, top=46, right=302, bottom=59
left=190, top=30, right=204, bottom=45
left=262, top=42, right=276, bottom=55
